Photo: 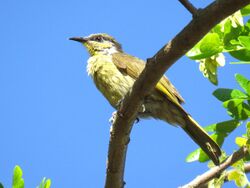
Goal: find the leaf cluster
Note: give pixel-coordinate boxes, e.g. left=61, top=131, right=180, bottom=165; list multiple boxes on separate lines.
left=187, top=6, right=250, bottom=85
left=187, top=74, right=250, bottom=163
left=185, top=5, right=250, bottom=187
left=0, top=166, right=51, bottom=188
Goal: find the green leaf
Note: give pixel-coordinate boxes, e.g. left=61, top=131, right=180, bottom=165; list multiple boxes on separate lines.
left=246, top=19, right=250, bottom=31
left=186, top=147, right=214, bottom=163
left=212, top=133, right=226, bottom=147
left=238, top=36, right=250, bottom=50
left=186, top=148, right=200, bottom=162
left=235, top=137, right=247, bottom=147
left=230, top=39, right=242, bottom=46
left=228, top=170, right=249, bottom=187
left=230, top=89, right=248, bottom=99
left=37, top=178, right=51, bottom=188
left=198, top=148, right=210, bottom=163
left=200, top=33, right=222, bottom=56
left=204, top=120, right=240, bottom=134
left=204, top=124, right=217, bottom=132
left=44, top=179, right=51, bottom=188
left=230, top=49, right=250, bottom=61
left=235, top=74, right=250, bottom=95
left=187, top=33, right=223, bottom=60
left=223, top=99, right=250, bottom=120
left=223, top=16, right=244, bottom=51
left=12, top=166, right=24, bottom=188
left=241, top=4, right=250, bottom=16
left=212, top=23, right=225, bottom=39
left=233, top=159, right=245, bottom=171
left=0, top=183, right=3, bottom=188
left=186, top=45, right=201, bottom=60
left=213, top=88, right=248, bottom=102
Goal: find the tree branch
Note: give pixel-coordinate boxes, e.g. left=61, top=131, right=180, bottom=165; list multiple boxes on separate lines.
left=198, top=163, right=250, bottom=188
left=104, top=0, right=250, bottom=187
left=182, top=146, right=249, bottom=188
left=179, top=0, right=199, bottom=16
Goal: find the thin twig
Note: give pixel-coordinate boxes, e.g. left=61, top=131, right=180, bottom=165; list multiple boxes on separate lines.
left=181, top=146, right=249, bottom=188
left=104, top=0, right=250, bottom=187
left=179, top=0, right=199, bottom=16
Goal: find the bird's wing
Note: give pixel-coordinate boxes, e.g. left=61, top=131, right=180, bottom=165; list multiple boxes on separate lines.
left=112, top=53, right=184, bottom=105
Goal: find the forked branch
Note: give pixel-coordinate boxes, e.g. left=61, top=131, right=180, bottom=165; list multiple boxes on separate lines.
left=179, top=0, right=199, bottom=16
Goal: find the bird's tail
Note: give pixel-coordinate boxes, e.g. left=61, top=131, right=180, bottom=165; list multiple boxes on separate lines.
left=181, top=115, right=221, bottom=165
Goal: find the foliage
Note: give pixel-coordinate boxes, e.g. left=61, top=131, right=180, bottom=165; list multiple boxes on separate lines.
left=0, top=165, right=51, bottom=188
left=12, top=166, right=24, bottom=188
left=186, top=73, right=250, bottom=164
left=187, top=8, right=250, bottom=85
left=213, top=74, right=250, bottom=120
left=186, top=4, right=250, bottom=187
left=37, top=178, right=51, bottom=188
left=227, top=159, right=250, bottom=187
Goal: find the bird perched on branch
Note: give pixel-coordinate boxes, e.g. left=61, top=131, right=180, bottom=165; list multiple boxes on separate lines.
left=69, top=33, right=221, bottom=165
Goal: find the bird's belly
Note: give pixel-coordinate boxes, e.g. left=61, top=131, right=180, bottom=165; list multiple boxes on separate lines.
left=92, top=63, right=134, bottom=108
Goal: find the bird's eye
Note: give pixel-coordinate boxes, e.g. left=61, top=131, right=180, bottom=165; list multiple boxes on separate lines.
left=95, top=36, right=102, bottom=42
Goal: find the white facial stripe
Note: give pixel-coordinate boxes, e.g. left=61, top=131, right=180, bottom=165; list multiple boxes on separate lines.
left=98, top=45, right=118, bottom=55
left=104, top=46, right=118, bottom=54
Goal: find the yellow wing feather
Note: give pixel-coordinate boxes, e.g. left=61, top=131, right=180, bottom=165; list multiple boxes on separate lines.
left=112, top=53, right=184, bottom=105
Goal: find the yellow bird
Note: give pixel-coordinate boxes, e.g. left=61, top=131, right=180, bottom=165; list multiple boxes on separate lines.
left=70, top=33, right=221, bottom=165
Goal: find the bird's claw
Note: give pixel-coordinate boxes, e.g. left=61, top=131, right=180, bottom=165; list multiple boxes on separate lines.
left=109, top=111, right=117, bottom=124
left=135, top=117, right=140, bottom=124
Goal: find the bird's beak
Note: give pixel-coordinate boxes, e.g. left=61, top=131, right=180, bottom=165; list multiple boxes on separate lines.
left=69, top=37, right=88, bottom=43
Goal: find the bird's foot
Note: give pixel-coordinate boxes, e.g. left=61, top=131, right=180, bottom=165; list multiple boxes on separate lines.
left=109, top=111, right=117, bottom=124
left=135, top=117, right=140, bottom=124
left=112, top=97, right=145, bottom=125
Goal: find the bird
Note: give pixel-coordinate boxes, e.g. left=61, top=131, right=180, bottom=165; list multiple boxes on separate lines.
left=69, top=33, right=221, bottom=165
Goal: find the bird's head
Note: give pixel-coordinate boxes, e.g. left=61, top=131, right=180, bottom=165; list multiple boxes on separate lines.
left=69, top=33, right=122, bottom=56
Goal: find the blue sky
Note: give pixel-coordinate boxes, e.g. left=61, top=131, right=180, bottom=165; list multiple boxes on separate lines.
left=1, top=0, right=250, bottom=187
